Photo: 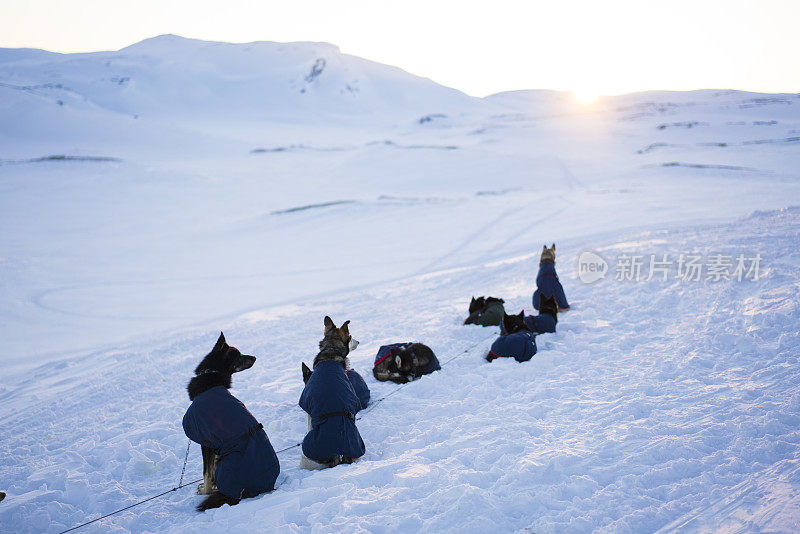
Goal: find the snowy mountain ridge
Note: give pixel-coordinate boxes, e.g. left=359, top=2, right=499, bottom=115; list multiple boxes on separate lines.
left=0, top=34, right=479, bottom=124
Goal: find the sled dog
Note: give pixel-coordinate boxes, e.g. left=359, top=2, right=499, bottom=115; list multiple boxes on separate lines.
left=372, top=342, right=440, bottom=383
left=183, top=333, right=280, bottom=511
left=463, top=296, right=505, bottom=326
left=525, top=294, right=559, bottom=334
left=533, top=243, right=570, bottom=312
left=486, top=311, right=537, bottom=363
left=299, top=316, right=365, bottom=470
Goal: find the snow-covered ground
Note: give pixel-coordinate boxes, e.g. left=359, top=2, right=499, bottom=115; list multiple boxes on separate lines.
left=1, top=35, right=799, bottom=532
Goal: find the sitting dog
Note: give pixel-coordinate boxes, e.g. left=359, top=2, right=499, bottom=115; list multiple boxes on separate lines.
left=532, top=244, right=570, bottom=312
left=302, top=363, right=370, bottom=411
left=524, top=294, right=559, bottom=334
left=183, top=333, right=280, bottom=511
left=486, top=311, right=537, bottom=363
left=299, top=316, right=366, bottom=470
left=464, top=296, right=505, bottom=326
left=372, top=342, right=440, bottom=383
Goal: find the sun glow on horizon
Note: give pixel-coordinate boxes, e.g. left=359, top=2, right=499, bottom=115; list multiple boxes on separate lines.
left=572, top=90, right=600, bottom=106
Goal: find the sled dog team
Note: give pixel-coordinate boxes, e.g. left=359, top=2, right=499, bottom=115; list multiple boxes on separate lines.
left=183, top=244, right=569, bottom=511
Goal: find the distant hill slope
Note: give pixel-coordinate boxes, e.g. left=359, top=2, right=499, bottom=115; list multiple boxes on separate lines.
left=0, top=34, right=480, bottom=124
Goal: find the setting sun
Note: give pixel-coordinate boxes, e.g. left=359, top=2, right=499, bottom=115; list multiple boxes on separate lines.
left=572, top=90, right=599, bottom=105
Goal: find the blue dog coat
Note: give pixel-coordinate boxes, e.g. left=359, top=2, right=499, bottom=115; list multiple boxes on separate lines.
left=532, top=262, right=569, bottom=311
left=488, top=331, right=537, bottom=362
left=524, top=314, right=557, bottom=334
left=299, top=360, right=366, bottom=461
left=183, top=386, right=280, bottom=500
left=346, top=369, right=370, bottom=410
left=374, top=343, right=441, bottom=378
left=374, top=343, right=406, bottom=366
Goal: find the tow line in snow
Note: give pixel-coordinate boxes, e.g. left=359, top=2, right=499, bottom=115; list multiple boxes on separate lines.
left=57, top=330, right=498, bottom=533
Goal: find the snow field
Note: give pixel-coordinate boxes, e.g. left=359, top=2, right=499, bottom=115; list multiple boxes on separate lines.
left=1, top=207, right=799, bottom=532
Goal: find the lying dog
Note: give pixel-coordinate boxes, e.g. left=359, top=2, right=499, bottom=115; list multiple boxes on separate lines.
left=533, top=244, right=570, bottom=312
left=486, top=311, right=537, bottom=363
left=372, top=342, right=440, bottom=383
left=464, top=296, right=505, bottom=326
left=299, top=316, right=366, bottom=470
left=525, top=294, right=559, bottom=334
left=183, top=333, right=280, bottom=511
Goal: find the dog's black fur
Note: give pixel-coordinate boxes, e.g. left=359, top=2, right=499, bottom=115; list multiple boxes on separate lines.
left=538, top=294, right=559, bottom=324
left=0, top=491, right=5, bottom=503
left=373, top=342, right=437, bottom=384
left=468, top=296, right=488, bottom=315
left=502, top=310, right=532, bottom=335
left=394, top=343, right=437, bottom=382
left=464, top=296, right=504, bottom=325
left=187, top=332, right=256, bottom=512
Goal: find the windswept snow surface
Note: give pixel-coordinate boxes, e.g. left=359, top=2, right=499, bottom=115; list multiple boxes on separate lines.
left=1, top=36, right=800, bottom=532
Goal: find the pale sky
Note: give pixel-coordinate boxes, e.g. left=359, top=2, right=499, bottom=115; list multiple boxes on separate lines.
left=0, top=0, right=798, bottom=98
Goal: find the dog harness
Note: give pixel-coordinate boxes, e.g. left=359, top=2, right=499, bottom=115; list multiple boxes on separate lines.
left=183, top=386, right=280, bottom=499
left=298, top=360, right=366, bottom=461
left=316, top=411, right=355, bottom=423
left=374, top=343, right=409, bottom=367
left=235, top=422, right=264, bottom=446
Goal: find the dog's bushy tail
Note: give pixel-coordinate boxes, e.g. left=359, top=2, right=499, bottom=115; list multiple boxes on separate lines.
left=197, top=491, right=239, bottom=512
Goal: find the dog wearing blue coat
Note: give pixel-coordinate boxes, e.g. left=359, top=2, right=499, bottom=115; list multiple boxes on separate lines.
left=183, top=333, right=280, bottom=511
left=525, top=294, right=559, bottom=334
left=532, top=244, right=570, bottom=312
left=299, top=316, right=367, bottom=470
left=487, top=311, right=537, bottom=363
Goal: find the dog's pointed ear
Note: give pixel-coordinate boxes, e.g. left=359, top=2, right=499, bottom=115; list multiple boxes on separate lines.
left=340, top=320, right=350, bottom=336
left=214, top=332, right=226, bottom=351
left=324, top=316, right=336, bottom=333
left=518, top=310, right=525, bottom=319
left=542, top=245, right=547, bottom=251
left=501, top=312, right=512, bottom=334
left=552, top=243, right=556, bottom=251
left=470, top=297, right=476, bottom=304
left=302, top=362, right=312, bottom=384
